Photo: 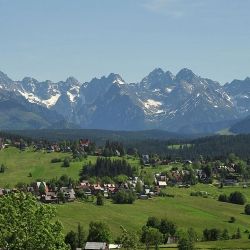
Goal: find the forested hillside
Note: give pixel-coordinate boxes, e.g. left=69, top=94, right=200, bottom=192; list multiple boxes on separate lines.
left=128, top=134, right=250, bottom=160
left=2, top=129, right=250, bottom=160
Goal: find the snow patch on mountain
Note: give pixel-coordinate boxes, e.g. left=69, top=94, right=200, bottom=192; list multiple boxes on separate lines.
left=113, top=78, right=125, bottom=85
left=144, top=99, right=162, bottom=108
left=67, top=91, right=75, bottom=102
left=165, top=87, right=174, bottom=93
left=18, top=89, right=61, bottom=108
left=42, top=93, right=61, bottom=108
left=142, top=99, right=164, bottom=114
left=152, top=88, right=160, bottom=92
left=19, top=91, right=43, bottom=105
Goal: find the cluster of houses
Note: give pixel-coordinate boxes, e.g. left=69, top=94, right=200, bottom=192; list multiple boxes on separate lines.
left=0, top=182, right=76, bottom=202
left=0, top=173, right=167, bottom=202
left=0, top=164, right=241, bottom=203
left=11, top=138, right=91, bottom=153
left=0, top=141, right=243, bottom=201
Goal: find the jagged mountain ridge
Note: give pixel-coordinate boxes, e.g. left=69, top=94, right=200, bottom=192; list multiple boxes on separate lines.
left=0, top=68, right=249, bottom=133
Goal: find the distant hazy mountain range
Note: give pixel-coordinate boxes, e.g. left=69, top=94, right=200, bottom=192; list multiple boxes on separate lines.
left=0, top=68, right=250, bottom=133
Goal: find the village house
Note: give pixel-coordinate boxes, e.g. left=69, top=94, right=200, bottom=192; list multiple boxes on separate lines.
left=80, top=181, right=92, bottom=192
left=102, top=183, right=116, bottom=196
left=85, top=242, right=108, bottom=250
left=36, top=181, right=48, bottom=192
left=26, top=186, right=35, bottom=194
left=154, top=173, right=168, bottom=188
left=77, top=139, right=91, bottom=154
left=41, top=191, right=58, bottom=204
left=14, top=141, right=20, bottom=148
left=36, top=141, right=44, bottom=150
left=60, top=187, right=76, bottom=201
left=94, top=148, right=103, bottom=156
left=79, top=139, right=91, bottom=147
left=91, top=183, right=102, bottom=195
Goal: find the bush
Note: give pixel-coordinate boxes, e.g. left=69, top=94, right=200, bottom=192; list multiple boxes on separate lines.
left=112, top=190, right=136, bottom=204
left=218, top=194, right=229, bottom=202
left=203, top=228, right=221, bottom=241
left=229, top=191, right=246, bottom=205
left=96, top=193, right=104, bottom=206
left=229, top=217, right=235, bottom=223
left=63, top=157, right=71, bottom=167
left=190, top=191, right=203, bottom=197
left=245, top=204, right=250, bottom=215
left=51, top=158, right=62, bottom=163
left=0, top=164, right=5, bottom=173
left=178, top=237, right=196, bottom=250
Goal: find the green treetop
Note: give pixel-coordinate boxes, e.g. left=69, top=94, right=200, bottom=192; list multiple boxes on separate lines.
left=0, top=191, right=69, bottom=250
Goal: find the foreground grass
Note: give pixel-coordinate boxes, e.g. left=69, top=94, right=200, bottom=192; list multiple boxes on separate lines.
left=55, top=185, right=250, bottom=245
left=196, top=239, right=250, bottom=249
left=54, top=185, right=250, bottom=249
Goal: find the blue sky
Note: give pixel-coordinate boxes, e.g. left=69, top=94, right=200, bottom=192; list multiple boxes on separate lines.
left=0, top=0, right=249, bottom=85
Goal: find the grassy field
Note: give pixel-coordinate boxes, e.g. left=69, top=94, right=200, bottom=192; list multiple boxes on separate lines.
left=54, top=183, right=250, bottom=249
left=1, top=147, right=250, bottom=249
left=54, top=184, right=250, bottom=234
left=0, top=147, right=97, bottom=187
left=216, top=127, right=235, bottom=135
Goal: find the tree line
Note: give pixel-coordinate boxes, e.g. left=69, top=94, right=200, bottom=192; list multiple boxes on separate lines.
left=79, top=157, right=137, bottom=180
left=125, top=134, right=250, bottom=161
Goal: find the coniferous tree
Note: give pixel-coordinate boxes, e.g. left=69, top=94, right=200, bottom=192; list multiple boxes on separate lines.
left=96, top=193, right=104, bottom=206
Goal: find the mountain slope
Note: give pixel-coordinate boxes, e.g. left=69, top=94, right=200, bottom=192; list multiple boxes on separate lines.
left=0, top=98, right=50, bottom=130
left=0, top=68, right=250, bottom=132
left=229, top=115, right=250, bottom=134
left=84, top=75, right=147, bottom=130
left=133, top=68, right=238, bottom=132
left=0, top=72, right=66, bottom=130
left=223, top=77, right=250, bottom=117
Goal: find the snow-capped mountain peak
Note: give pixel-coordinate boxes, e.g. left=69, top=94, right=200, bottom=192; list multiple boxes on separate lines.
left=0, top=68, right=250, bottom=133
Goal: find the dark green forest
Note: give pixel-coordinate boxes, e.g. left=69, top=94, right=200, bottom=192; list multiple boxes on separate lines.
left=79, top=157, right=137, bottom=180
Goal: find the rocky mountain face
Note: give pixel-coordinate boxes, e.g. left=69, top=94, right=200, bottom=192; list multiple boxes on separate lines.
left=0, top=68, right=249, bottom=133
left=223, top=77, right=250, bottom=116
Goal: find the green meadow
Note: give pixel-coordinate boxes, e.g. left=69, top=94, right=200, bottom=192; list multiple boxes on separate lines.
left=54, top=184, right=250, bottom=236
left=0, top=147, right=250, bottom=249
left=54, top=184, right=250, bottom=249
left=0, top=147, right=95, bottom=187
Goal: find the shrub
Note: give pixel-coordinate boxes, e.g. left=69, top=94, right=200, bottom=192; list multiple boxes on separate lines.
left=229, top=191, right=246, bottom=205
left=96, top=193, right=104, bottom=206
left=0, top=164, right=5, bottom=173
left=245, top=204, right=250, bottom=215
left=51, top=158, right=62, bottom=163
left=63, top=157, right=71, bottom=167
left=229, top=217, right=235, bottom=223
left=112, top=190, right=136, bottom=204
left=203, top=228, right=221, bottom=241
left=218, top=194, right=228, bottom=202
